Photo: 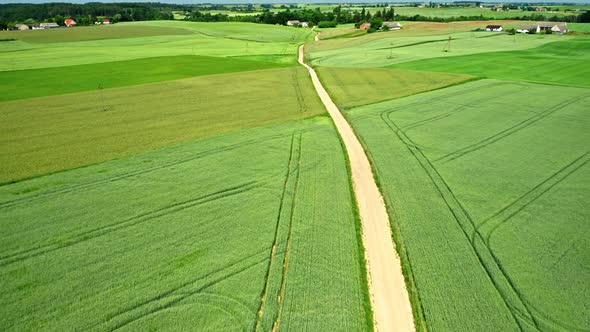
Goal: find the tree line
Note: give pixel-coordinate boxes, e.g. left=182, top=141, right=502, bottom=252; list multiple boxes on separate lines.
left=1, top=2, right=588, bottom=30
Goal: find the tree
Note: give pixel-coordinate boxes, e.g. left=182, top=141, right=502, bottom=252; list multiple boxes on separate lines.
left=0, top=19, right=7, bottom=30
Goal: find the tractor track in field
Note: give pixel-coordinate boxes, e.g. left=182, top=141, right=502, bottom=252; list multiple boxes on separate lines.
left=479, top=150, right=590, bottom=245
left=381, top=112, right=540, bottom=331
left=255, top=132, right=302, bottom=332
left=0, top=129, right=325, bottom=209
left=299, top=41, right=415, bottom=332
left=435, top=93, right=590, bottom=165
left=0, top=181, right=259, bottom=267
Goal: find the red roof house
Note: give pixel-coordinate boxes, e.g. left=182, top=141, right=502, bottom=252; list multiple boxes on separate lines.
left=102, top=19, right=111, bottom=24
left=64, top=19, right=77, bottom=27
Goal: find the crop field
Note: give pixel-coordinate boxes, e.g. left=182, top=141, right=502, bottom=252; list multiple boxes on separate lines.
left=0, top=20, right=375, bottom=331
left=316, top=67, right=473, bottom=109
left=340, top=79, right=590, bottom=331
left=0, top=21, right=312, bottom=70
left=392, top=38, right=590, bottom=87
left=310, top=19, right=590, bottom=330
left=0, top=117, right=370, bottom=331
left=308, top=30, right=569, bottom=67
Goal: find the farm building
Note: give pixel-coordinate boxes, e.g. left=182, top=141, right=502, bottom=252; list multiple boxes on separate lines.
left=383, top=22, right=402, bottom=30
left=286, top=20, right=300, bottom=26
left=14, top=24, right=29, bottom=30
left=359, top=23, right=371, bottom=30
left=485, top=25, right=503, bottom=32
left=103, top=19, right=111, bottom=24
left=300, top=22, right=309, bottom=28
left=39, top=23, right=60, bottom=29
left=539, top=22, right=568, bottom=33
left=64, top=19, right=77, bottom=27
left=517, top=22, right=569, bottom=34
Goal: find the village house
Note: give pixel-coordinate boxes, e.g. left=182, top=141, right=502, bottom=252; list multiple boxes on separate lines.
left=518, top=22, right=569, bottom=34
left=485, top=25, right=503, bottom=32
left=14, top=24, right=29, bottom=30
left=64, top=19, right=77, bottom=27
left=286, top=20, right=300, bottom=26
left=300, top=22, right=309, bottom=28
left=382, top=22, right=402, bottom=30
left=39, top=22, right=60, bottom=29
left=103, top=19, right=111, bottom=24
left=359, top=22, right=371, bottom=30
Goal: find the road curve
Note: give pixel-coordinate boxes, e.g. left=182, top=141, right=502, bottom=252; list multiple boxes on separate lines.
left=298, top=44, right=415, bottom=332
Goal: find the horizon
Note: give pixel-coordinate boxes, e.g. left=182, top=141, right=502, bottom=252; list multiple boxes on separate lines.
left=1, top=0, right=590, bottom=4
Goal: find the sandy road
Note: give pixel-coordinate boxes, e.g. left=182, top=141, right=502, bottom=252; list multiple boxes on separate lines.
left=298, top=44, right=415, bottom=332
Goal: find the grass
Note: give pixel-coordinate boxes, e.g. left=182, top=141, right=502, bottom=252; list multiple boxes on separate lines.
left=0, top=55, right=291, bottom=101
left=343, top=79, right=590, bottom=331
left=316, top=66, right=474, bottom=109
left=308, top=29, right=569, bottom=68
left=391, top=37, right=590, bottom=87
left=0, top=67, right=324, bottom=183
left=0, top=116, right=371, bottom=331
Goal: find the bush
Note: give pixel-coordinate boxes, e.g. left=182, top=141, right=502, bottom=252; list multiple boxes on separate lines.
left=367, top=27, right=377, bottom=33
left=382, top=25, right=390, bottom=31
left=506, top=28, right=516, bottom=35
left=317, top=20, right=337, bottom=28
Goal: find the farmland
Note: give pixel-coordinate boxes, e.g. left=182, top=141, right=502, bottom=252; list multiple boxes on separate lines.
left=313, top=20, right=589, bottom=331
left=0, top=117, right=370, bottom=331
left=0, top=20, right=372, bottom=331
left=1, top=11, right=589, bottom=332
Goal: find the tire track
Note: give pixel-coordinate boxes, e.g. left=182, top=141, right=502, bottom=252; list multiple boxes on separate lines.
left=272, top=134, right=302, bottom=332
left=255, top=133, right=302, bottom=332
left=0, top=181, right=259, bottom=267
left=478, top=151, right=590, bottom=244
left=381, top=112, right=539, bottom=331
left=435, top=94, right=590, bottom=165
left=0, top=134, right=288, bottom=209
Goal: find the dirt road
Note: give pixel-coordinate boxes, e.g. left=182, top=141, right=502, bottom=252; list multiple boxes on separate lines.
left=298, top=45, right=415, bottom=332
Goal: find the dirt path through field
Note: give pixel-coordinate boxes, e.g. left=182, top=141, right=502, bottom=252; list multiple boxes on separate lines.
left=298, top=44, right=415, bottom=332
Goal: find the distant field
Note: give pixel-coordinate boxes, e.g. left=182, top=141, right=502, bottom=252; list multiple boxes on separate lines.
left=308, top=29, right=568, bottom=67
left=0, top=67, right=324, bottom=183
left=0, top=21, right=311, bottom=71
left=0, top=55, right=290, bottom=101
left=316, top=67, right=473, bottom=109
left=344, top=79, right=590, bottom=331
left=392, top=38, right=590, bottom=87
left=0, top=117, right=371, bottom=331
left=390, top=6, right=580, bottom=19
left=0, top=24, right=194, bottom=43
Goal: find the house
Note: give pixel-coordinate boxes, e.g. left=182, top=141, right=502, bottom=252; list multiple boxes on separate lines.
left=102, top=19, right=111, bottom=25
left=538, top=22, right=568, bottom=33
left=14, top=24, right=30, bottom=30
left=300, top=22, right=309, bottom=28
left=286, top=20, right=300, bottom=26
left=64, top=19, right=77, bottom=27
left=359, top=22, right=371, bottom=30
left=518, top=22, right=569, bottom=34
left=382, top=22, right=402, bottom=30
left=30, top=24, right=43, bottom=30
left=485, top=25, right=503, bottom=32
left=39, top=22, right=60, bottom=29
left=517, top=24, right=538, bottom=33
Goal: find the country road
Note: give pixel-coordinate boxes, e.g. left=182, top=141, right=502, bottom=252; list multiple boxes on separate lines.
left=297, top=43, right=415, bottom=332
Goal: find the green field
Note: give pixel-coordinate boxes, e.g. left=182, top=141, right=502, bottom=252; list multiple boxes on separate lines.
left=392, top=38, right=590, bottom=87
left=0, top=21, right=313, bottom=70
left=2, top=16, right=589, bottom=332
left=312, top=21, right=589, bottom=331
left=342, top=80, right=589, bottom=331
left=308, top=30, right=569, bottom=68
left=0, top=55, right=291, bottom=101
left=316, top=67, right=474, bottom=109
left=0, top=116, right=371, bottom=331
